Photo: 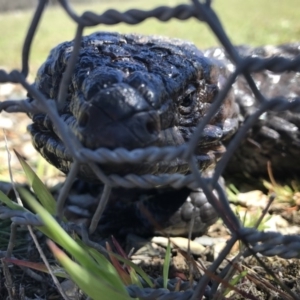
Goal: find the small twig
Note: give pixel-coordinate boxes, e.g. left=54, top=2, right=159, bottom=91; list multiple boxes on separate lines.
left=56, top=161, right=80, bottom=221
left=89, top=184, right=112, bottom=234
left=2, top=257, right=15, bottom=299
left=254, top=194, right=276, bottom=229
left=6, top=223, right=17, bottom=258
left=4, top=131, right=22, bottom=206
left=28, top=227, right=70, bottom=300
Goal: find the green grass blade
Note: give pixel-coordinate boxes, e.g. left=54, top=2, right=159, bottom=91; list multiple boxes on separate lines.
left=15, top=150, right=56, bottom=214
left=106, top=251, right=154, bottom=288
left=48, top=241, right=130, bottom=300
left=75, top=238, right=128, bottom=283
left=0, top=189, right=27, bottom=211
left=19, top=189, right=127, bottom=294
left=17, top=187, right=63, bottom=239
left=224, top=270, right=248, bottom=296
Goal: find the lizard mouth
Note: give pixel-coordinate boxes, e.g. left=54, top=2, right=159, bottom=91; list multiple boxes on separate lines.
left=28, top=104, right=227, bottom=181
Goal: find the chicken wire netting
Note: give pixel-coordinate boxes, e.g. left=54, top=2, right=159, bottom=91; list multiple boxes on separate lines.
left=0, top=0, right=300, bottom=299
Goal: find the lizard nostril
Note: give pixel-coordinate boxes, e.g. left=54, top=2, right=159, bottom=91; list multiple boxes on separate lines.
left=146, top=119, right=159, bottom=135
left=78, top=111, right=89, bottom=127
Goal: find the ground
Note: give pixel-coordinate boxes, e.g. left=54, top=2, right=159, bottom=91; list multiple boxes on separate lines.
left=0, top=84, right=300, bottom=299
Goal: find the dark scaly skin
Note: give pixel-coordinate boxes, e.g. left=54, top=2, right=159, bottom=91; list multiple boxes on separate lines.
left=64, top=181, right=222, bottom=236
left=28, top=32, right=300, bottom=236
left=29, top=32, right=238, bottom=178
left=205, top=44, right=300, bottom=177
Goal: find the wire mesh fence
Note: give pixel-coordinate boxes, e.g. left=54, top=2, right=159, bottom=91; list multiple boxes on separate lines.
left=1, top=0, right=300, bottom=299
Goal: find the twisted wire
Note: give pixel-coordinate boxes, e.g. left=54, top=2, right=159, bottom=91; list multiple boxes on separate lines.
left=1, top=0, right=300, bottom=299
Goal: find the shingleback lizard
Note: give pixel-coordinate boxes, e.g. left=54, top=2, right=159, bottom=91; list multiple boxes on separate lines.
left=27, top=32, right=300, bottom=236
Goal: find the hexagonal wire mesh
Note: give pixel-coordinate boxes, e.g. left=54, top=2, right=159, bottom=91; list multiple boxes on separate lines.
left=1, top=0, right=300, bottom=299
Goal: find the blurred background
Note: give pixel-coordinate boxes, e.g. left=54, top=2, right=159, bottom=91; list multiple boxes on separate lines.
left=0, top=0, right=299, bottom=77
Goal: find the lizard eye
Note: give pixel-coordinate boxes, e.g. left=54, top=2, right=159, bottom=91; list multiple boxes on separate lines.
left=179, top=85, right=196, bottom=107
left=180, top=94, right=194, bottom=107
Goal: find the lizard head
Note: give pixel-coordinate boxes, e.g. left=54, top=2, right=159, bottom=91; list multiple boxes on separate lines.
left=28, top=32, right=238, bottom=179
